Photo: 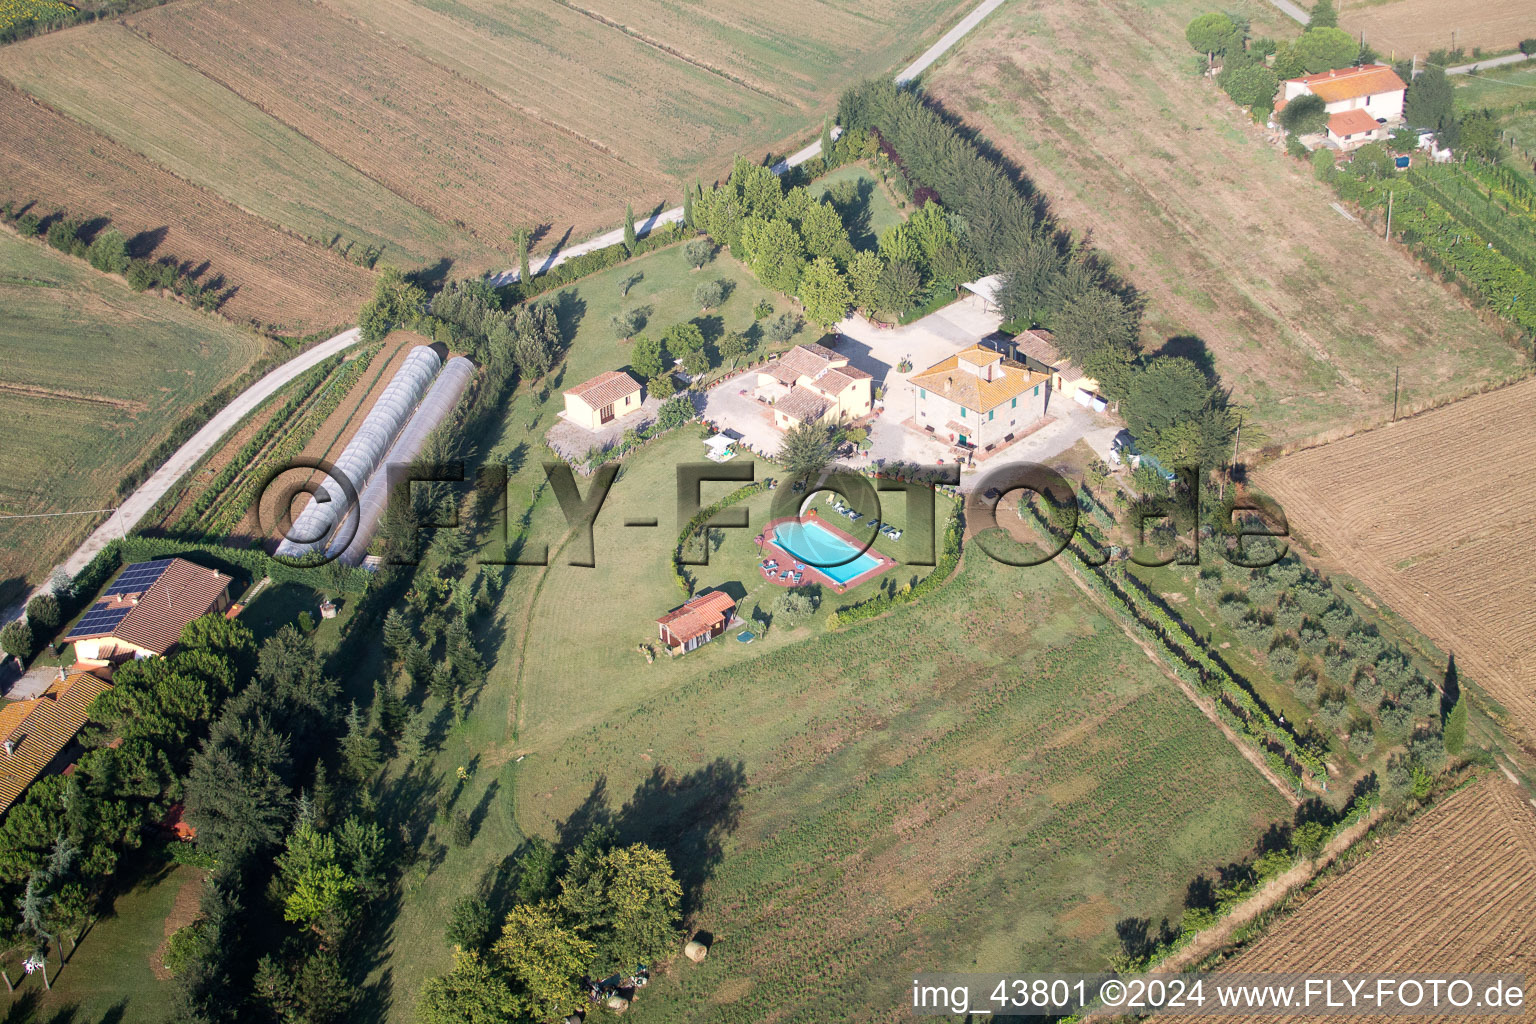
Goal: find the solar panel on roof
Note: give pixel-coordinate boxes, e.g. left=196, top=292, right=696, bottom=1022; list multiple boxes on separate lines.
left=103, top=558, right=174, bottom=596
left=70, top=603, right=132, bottom=636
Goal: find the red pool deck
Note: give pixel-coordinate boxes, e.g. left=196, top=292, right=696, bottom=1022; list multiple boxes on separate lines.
left=756, top=513, right=896, bottom=594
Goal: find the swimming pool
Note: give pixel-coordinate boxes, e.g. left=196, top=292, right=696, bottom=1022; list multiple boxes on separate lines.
left=771, top=519, right=884, bottom=585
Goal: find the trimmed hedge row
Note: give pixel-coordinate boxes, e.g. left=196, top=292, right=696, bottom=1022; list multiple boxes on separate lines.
left=499, top=221, right=691, bottom=305
left=828, top=497, right=962, bottom=628
left=670, top=480, right=774, bottom=595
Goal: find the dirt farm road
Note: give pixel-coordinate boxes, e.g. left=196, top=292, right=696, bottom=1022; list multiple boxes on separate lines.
left=488, top=0, right=1011, bottom=288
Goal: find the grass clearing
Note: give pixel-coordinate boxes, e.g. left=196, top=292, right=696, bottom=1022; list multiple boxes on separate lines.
left=924, top=0, right=1525, bottom=445
left=0, top=232, right=267, bottom=603
left=808, top=164, right=908, bottom=248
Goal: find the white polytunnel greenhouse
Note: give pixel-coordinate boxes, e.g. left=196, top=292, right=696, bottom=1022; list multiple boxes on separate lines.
left=331, top=355, right=477, bottom=565
left=274, top=345, right=444, bottom=560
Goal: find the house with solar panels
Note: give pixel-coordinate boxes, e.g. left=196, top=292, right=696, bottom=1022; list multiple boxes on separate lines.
left=61, top=557, right=232, bottom=663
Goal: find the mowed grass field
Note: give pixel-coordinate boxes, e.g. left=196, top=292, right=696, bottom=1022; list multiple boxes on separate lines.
left=1256, top=378, right=1536, bottom=751
left=0, top=232, right=267, bottom=603
left=497, top=553, right=1290, bottom=1023
left=924, top=0, right=1525, bottom=445
left=1160, top=775, right=1536, bottom=1024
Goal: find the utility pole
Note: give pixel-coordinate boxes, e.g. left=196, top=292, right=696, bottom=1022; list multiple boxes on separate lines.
left=1223, top=414, right=1242, bottom=500
left=1392, top=366, right=1400, bottom=421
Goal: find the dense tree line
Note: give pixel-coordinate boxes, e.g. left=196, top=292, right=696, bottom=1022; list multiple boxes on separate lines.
left=839, top=80, right=1239, bottom=469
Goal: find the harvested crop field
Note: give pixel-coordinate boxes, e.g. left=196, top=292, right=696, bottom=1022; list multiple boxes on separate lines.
left=0, top=85, right=374, bottom=332
left=1257, top=378, right=1536, bottom=746
left=924, top=0, right=1524, bottom=444
left=0, top=23, right=478, bottom=270
left=0, top=231, right=267, bottom=603
left=1161, top=775, right=1536, bottom=1023
left=126, top=0, right=671, bottom=253
left=1342, top=0, right=1536, bottom=61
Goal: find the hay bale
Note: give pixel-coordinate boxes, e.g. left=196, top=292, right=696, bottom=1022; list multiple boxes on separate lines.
left=683, top=939, right=708, bottom=963
left=604, top=995, right=629, bottom=1013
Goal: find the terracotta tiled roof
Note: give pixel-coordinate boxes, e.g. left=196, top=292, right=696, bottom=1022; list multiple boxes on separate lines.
left=657, top=591, right=736, bottom=643
left=0, top=672, right=112, bottom=814
left=1012, top=329, right=1061, bottom=365
left=774, top=387, right=831, bottom=424
left=63, top=558, right=231, bottom=657
left=911, top=346, right=1050, bottom=413
left=1290, top=64, right=1406, bottom=103
left=767, top=344, right=842, bottom=385
left=565, top=370, right=642, bottom=409
left=1329, top=108, right=1381, bottom=137
left=812, top=366, right=868, bottom=395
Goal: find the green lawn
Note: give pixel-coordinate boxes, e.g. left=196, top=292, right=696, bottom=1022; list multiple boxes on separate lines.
left=376, top=418, right=1289, bottom=1021
left=547, top=240, right=789, bottom=391
left=6, top=861, right=201, bottom=1022
left=808, top=164, right=908, bottom=249
left=0, top=233, right=268, bottom=604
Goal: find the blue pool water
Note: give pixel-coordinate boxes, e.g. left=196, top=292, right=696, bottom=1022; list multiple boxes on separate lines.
left=772, top=519, right=882, bottom=585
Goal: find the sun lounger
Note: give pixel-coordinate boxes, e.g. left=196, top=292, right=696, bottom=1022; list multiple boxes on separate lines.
left=889, top=530, right=901, bottom=540
left=848, top=512, right=861, bottom=522
left=779, top=571, right=790, bottom=580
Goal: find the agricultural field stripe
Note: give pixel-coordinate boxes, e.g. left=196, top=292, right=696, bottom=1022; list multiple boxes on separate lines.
left=6, top=327, right=363, bottom=619
left=493, top=0, right=1011, bottom=286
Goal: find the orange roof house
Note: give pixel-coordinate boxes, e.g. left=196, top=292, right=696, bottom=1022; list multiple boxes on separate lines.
left=61, top=557, right=232, bottom=662
left=0, top=671, right=113, bottom=814
left=1327, top=108, right=1385, bottom=150
left=910, top=345, right=1055, bottom=452
left=656, top=591, right=737, bottom=652
left=563, top=370, right=644, bottom=431
left=1276, top=64, right=1405, bottom=127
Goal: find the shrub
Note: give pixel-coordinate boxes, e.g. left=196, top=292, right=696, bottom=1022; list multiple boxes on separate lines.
left=25, top=593, right=60, bottom=633
left=16, top=211, right=41, bottom=237
left=45, top=217, right=81, bottom=253
left=1348, top=724, right=1375, bottom=758
left=1346, top=625, right=1385, bottom=664
left=1246, top=569, right=1281, bottom=606
left=684, top=238, right=714, bottom=269
left=1312, top=148, right=1336, bottom=180
left=1378, top=699, right=1411, bottom=733
left=449, top=810, right=474, bottom=847
left=1374, top=647, right=1413, bottom=692
left=0, top=619, right=33, bottom=662
left=1298, top=620, right=1328, bottom=654
left=1408, top=727, right=1445, bottom=771
left=1322, top=642, right=1355, bottom=683
left=1319, top=601, right=1357, bottom=637
left=1521, top=38, right=1536, bottom=55
left=1267, top=636, right=1299, bottom=675
left=1401, top=670, right=1438, bottom=717
left=753, top=299, right=773, bottom=320
left=1318, top=691, right=1350, bottom=730
left=1236, top=611, right=1272, bottom=646
left=162, top=925, right=208, bottom=978
left=87, top=228, right=131, bottom=275
left=765, top=311, right=800, bottom=343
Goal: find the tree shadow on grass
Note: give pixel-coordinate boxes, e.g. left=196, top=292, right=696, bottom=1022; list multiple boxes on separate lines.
left=613, top=759, right=746, bottom=918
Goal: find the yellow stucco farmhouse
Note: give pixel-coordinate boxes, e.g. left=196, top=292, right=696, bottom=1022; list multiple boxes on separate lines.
left=562, top=369, right=644, bottom=430
left=756, top=343, right=873, bottom=431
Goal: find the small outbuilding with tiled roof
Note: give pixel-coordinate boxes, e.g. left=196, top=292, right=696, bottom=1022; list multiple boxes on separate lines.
left=563, top=370, right=644, bottom=431
left=62, top=557, right=232, bottom=662
left=656, top=591, right=738, bottom=653
left=1327, top=108, right=1385, bottom=150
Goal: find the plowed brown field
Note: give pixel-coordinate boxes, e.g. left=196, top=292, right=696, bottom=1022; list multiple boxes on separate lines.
left=1342, top=0, right=1536, bottom=61
left=1257, top=379, right=1536, bottom=745
left=1161, top=776, right=1536, bottom=1023
left=125, top=0, right=669, bottom=251
left=0, top=86, right=372, bottom=332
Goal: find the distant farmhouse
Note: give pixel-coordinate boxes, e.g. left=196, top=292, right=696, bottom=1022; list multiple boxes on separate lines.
left=656, top=591, right=738, bottom=653
left=757, top=343, right=873, bottom=431
left=910, top=345, right=1051, bottom=452
left=1276, top=64, right=1407, bottom=151
left=0, top=669, right=112, bottom=815
left=563, top=370, right=644, bottom=430
left=61, top=557, right=231, bottom=663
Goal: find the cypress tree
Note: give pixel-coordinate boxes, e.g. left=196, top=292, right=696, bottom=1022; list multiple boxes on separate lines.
left=821, top=116, right=834, bottom=162
left=623, top=203, right=637, bottom=253
left=683, top=188, right=694, bottom=230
